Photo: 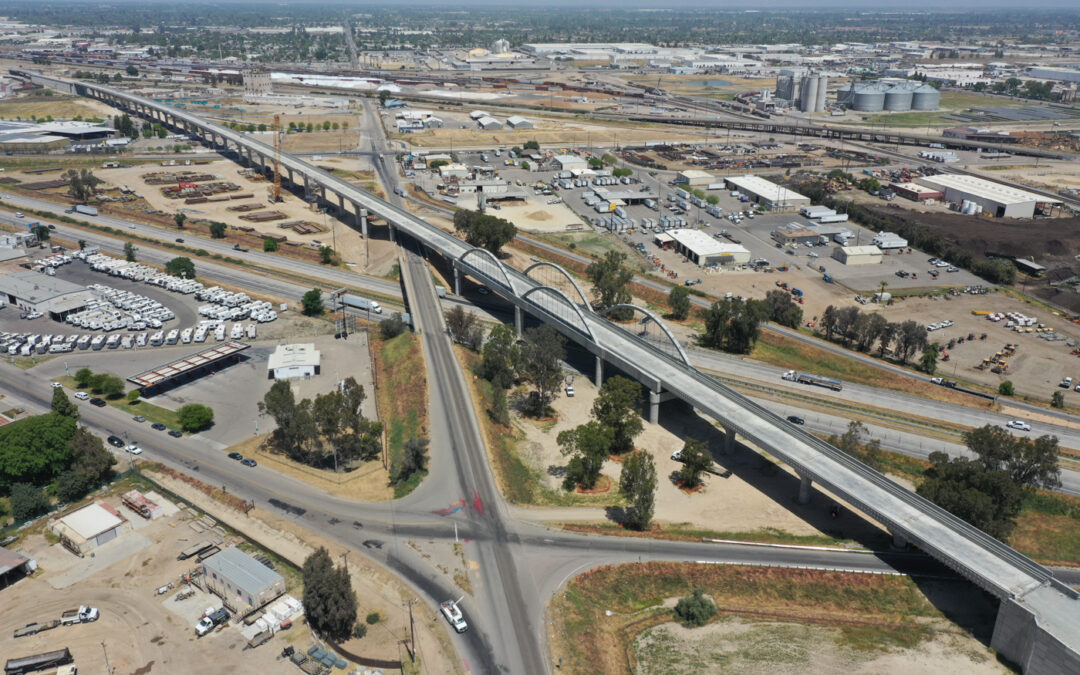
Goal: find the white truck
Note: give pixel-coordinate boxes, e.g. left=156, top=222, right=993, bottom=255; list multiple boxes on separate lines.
left=59, top=606, right=99, bottom=626
left=342, top=294, right=383, bottom=314
left=440, top=600, right=468, bottom=633
left=195, top=607, right=229, bottom=637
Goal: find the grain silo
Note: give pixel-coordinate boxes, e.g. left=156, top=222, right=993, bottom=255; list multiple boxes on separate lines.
left=799, top=76, right=819, bottom=113
left=851, top=83, right=886, bottom=112
left=911, top=84, right=941, bottom=110
left=814, top=75, right=828, bottom=112
left=883, top=82, right=915, bottom=111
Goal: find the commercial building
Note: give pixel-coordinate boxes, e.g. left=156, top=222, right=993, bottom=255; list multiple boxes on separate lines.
left=553, top=154, right=587, bottom=172
left=772, top=226, right=824, bottom=246
left=267, top=343, right=321, bottom=380
left=833, top=245, right=883, bottom=265
left=890, top=182, right=942, bottom=202
left=476, top=116, right=503, bottom=130
left=725, top=175, right=810, bottom=211
left=439, top=163, right=470, bottom=179
left=667, top=229, right=749, bottom=266
left=506, top=115, right=533, bottom=129
left=677, top=169, right=714, bottom=186
left=0, top=271, right=92, bottom=319
left=202, top=546, right=286, bottom=613
left=915, top=174, right=1060, bottom=219
left=942, top=126, right=1018, bottom=144
left=50, top=502, right=131, bottom=556
left=0, top=547, right=32, bottom=590
left=0, top=131, right=70, bottom=153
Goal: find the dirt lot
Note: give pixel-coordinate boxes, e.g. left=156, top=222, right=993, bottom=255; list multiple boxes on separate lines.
left=516, top=373, right=890, bottom=544
left=0, top=93, right=118, bottom=120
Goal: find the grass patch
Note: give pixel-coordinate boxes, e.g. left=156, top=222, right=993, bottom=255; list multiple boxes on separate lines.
left=10, top=355, right=57, bottom=370
left=372, top=333, right=428, bottom=498
left=1008, top=490, right=1080, bottom=566
left=560, top=522, right=868, bottom=548
left=110, top=399, right=181, bottom=430
left=550, top=561, right=966, bottom=674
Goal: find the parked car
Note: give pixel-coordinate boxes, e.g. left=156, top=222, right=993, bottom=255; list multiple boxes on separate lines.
left=74, top=391, right=89, bottom=400
left=151, top=422, right=167, bottom=431
left=50, top=382, right=63, bottom=389
left=90, top=398, right=107, bottom=407
left=133, top=415, right=146, bottom=423
left=107, top=435, right=124, bottom=447
left=167, top=429, right=183, bottom=438
left=126, top=444, right=142, bottom=455
left=1006, top=420, right=1032, bottom=431
left=228, top=452, right=244, bottom=460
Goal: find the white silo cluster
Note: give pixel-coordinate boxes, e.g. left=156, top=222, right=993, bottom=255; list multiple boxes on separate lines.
left=775, top=69, right=828, bottom=113
left=838, top=79, right=941, bottom=112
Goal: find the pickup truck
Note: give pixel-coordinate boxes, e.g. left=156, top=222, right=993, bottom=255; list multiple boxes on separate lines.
left=195, top=608, right=229, bottom=637
left=60, top=606, right=99, bottom=625
left=232, top=244, right=248, bottom=252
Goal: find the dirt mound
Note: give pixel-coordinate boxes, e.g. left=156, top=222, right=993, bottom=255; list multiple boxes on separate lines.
left=526, top=210, right=553, bottom=221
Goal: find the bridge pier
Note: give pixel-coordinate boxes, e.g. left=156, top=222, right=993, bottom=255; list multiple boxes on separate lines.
left=388, top=224, right=396, bottom=243
left=453, top=266, right=461, bottom=296
left=649, top=389, right=660, bottom=425
left=594, top=355, right=603, bottom=387
left=514, top=305, right=523, bottom=338
left=890, top=530, right=908, bottom=549
left=797, top=475, right=813, bottom=505
left=723, top=426, right=736, bottom=453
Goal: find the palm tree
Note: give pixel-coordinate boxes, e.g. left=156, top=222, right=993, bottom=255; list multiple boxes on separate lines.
left=174, top=212, right=187, bottom=229
left=878, top=280, right=888, bottom=302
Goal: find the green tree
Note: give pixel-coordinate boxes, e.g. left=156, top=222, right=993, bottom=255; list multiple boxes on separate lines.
left=9, top=483, right=51, bottom=522
left=165, top=256, right=195, bottom=278
left=677, top=438, right=712, bottom=488
left=523, top=140, right=540, bottom=151
left=701, top=297, right=768, bottom=354
left=519, top=325, right=565, bottom=417
left=558, top=421, right=613, bottom=491
left=100, top=374, right=125, bottom=399
left=619, top=449, right=657, bottom=530
left=592, top=376, right=642, bottom=455
left=306, top=122, right=314, bottom=133
left=124, top=241, right=137, bottom=262
left=31, top=224, right=50, bottom=242
left=173, top=211, right=186, bottom=229
left=391, top=437, right=429, bottom=485
left=263, top=237, right=279, bottom=252
left=378, top=89, right=391, bottom=105
left=586, top=250, right=633, bottom=317
left=917, top=452, right=1024, bottom=539
left=452, top=209, right=517, bottom=255
left=78, top=239, right=86, bottom=250
left=302, top=547, right=358, bottom=642
left=668, top=285, right=691, bottom=321
left=520, top=161, right=530, bottom=171
left=894, top=320, right=927, bottom=364
left=74, top=368, right=94, bottom=388
left=301, top=288, right=324, bottom=316
left=127, top=389, right=140, bottom=403
left=178, top=404, right=214, bottom=432
left=705, top=194, right=719, bottom=206
left=125, top=65, right=138, bottom=76
left=964, top=425, right=1061, bottom=489
left=55, top=428, right=116, bottom=502
left=674, top=589, right=717, bottom=627
left=446, top=305, right=481, bottom=349
left=1052, top=391, right=1065, bottom=409
left=365, top=611, right=380, bottom=625
left=379, top=313, right=407, bottom=339
left=763, top=289, right=802, bottom=328
left=999, top=381, right=1015, bottom=396
left=51, top=388, right=79, bottom=420
left=919, top=345, right=939, bottom=375
left=319, top=246, right=335, bottom=265
left=209, top=221, right=227, bottom=239
left=477, top=324, right=519, bottom=389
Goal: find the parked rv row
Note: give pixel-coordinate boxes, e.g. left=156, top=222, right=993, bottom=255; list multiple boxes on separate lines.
left=0, top=320, right=255, bottom=356
left=195, top=287, right=278, bottom=323
left=78, top=251, right=204, bottom=294
left=62, top=283, right=176, bottom=332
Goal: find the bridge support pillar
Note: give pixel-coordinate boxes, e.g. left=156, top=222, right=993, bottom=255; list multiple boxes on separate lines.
left=304, top=175, right=312, bottom=200
left=594, top=355, right=603, bottom=388
left=724, top=426, right=736, bottom=453
left=649, top=389, right=660, bottom=425
left=388, top=224, right=396, bottom=243
left=797, top=475, right=813, bottom=505
left=890, top=530, right=908, bottom=549
left=453, top=266, right=461, bottom=296
left=359, top=208, right=368, bottom=239
left=514, top=305, right=523, bottom=338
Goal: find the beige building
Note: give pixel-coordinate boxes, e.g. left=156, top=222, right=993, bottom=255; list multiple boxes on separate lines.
left=242, top=68, right=271, bottom=96
left=833, top=245, right=883, bottom=265
left=678, top=169, right=714, bottom=186
left=50, top=502, right=131, bottom=556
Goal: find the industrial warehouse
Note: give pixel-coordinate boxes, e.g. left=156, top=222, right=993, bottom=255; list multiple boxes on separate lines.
left=0, top=271, right=92, bottom=320
left=665, top=229, right=750, bottom=266
left=725, top=175, right=810, bottom=211
left=914, top=174, right=1061, bottom=218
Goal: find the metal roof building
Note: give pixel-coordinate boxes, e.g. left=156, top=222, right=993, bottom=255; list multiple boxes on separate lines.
left=554, top=154, right=587, bottom=171
left=476, top=116, right=503, bottom=130
left=128, top=341, right=249, bottom=391
left=0, top=270, right=92, bottom=318
left=667, top=229, right=750, bottom=266
left=915, top=174, right=1060, bottom=219
left=506, top=115, right=533, bottom=129
left=677, top=169, right=714, bottom=186
left=50, top=502, right=130, bottom=555
left=833, top=245, right=883, bottom=265
left=267, top=343, right=321, bottom=380
left=202, top=546, right=285, bottom=613
left=724, top=175, right=810, bottom=211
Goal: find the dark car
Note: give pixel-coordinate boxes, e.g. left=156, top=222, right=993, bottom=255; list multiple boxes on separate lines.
left=786, top=415, right=805, bottom=425
left=240, top=458, right=257, bottom=467
left=90, top=397, right=107, bottom=407
left=175, top=238, right=184, bottom=243
left=151, top=423, right=167, bottom=431
left=167, top=429, right=183, bottom=438
left=107, top=435, right=124, bottom=447
left=228, top=452, right=244, bottom=460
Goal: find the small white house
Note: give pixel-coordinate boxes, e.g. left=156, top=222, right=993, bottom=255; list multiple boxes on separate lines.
left=267, top=343, right=321, bottom=380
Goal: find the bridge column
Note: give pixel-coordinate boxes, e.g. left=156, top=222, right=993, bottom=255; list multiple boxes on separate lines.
left=514, top=305, right=523, bottom=337
left=797, top=475, right=813, bottom=505
left=594, top=354, right=603, bottom=387
left=358, top=208, right=368, bottom=239
left=388, top=223, right=396, bottom=243
left=723, top=426, right=736, bottom=453
left=889, top=529, right=908, bottom=549
left=304, top=175, right=312, bottom=200
left=453, top=266, right=461, bottom=296
left=648, top=388, right=661, bottom=425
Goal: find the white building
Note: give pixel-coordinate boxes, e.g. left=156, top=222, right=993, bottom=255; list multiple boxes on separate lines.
left=832, top=245, right=883, bottom=266
left=476, top=116, right=503, bottom=130
left=267, top=343, right=321, bottom=380
left=439, top=163, right=470, bottom=179
left=506, top=115, right=533, bottom=129
left=667, top=229, right=750, bottom=266
left=677, top=169, right=714, bottom=186
left=50, top=502, right=131, bottom=555
left=242, top=68, right=271, bottom=96
left=492, top=39, right=511, bottom=54
left=0, top=271, right=92, bottom=319
left=724, top=175, right=810, bottom=211
left=915, top=174, right=1060, bottom=219
left=553, top=155, right=587, bottom=171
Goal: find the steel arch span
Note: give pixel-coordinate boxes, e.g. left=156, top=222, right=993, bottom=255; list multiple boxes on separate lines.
left=521, top=286, right=597, bottom=344
left=458, top=248, right=516, bottom=294
left=523, top=261, right=591, bottom=309
left=599, top=304, right=691, bottom=366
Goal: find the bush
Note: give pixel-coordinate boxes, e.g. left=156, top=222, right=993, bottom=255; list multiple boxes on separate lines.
left=9, top=483, right=51, bottom=522
left=999, top=380, right=1015, bottom=396
left=379, top=313, right=407, bottom=339
left=365, top=611, right=380, bottom=625
left=178, top=404, right=214, bottom=432
left=352, top=623, right=367, bottom=639
left=301, top=288, right=324, bottom=316
left=673, top=589, right=717, bottom=627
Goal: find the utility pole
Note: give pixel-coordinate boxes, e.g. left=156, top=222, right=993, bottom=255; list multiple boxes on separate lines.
left=102, top=640, right=113, bottom=674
